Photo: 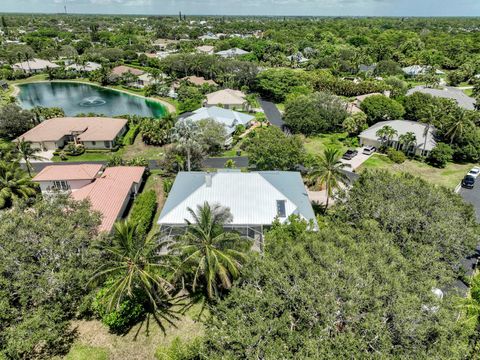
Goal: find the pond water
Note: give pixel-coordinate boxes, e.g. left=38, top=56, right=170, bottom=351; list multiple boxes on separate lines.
left=17, top=82, right=167, bottom=118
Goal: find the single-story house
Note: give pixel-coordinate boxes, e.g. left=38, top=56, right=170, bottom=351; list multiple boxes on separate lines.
left=33, top=164, right=145, bottom=232
left=215, top=48, right=250, bottom=58
left=196, top=45, right=215, bottom=55
left=111, top=65, right=145, bottom=77
left=71, top=166, right=145, bottom=232
left=402, top=65, right=434, bottom=77
left=14, top=117, right=128, bottom=151
left=359, top=120, right=436, bottom=156
left=181, top=106, right=255, bottom=145
left=406, top=86, right=475, bottom=111
left=12, top=58, right=59, bottom=73
left=358, top=64, right=377, bottom=73
left=199, top=33, right=220, bottom=41
left=33, top=164, right=104, bottom=193
left=205, top=88, right=248, bottom=110
left=153, top=38, right=179, bottom=50
left=66, top=62, right=101, bottom=72
left=179, top=75, right=217, bottom=87
left=157, top=170, right=317, bottom=247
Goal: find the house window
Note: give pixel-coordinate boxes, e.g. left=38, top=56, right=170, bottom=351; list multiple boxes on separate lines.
left=104, top=141, right=111, bottom=148
left=92, top=141, right=96, bottom=146
left=53, top=180, right=69, bottom=191
left=276, top=200, right=286, bottom=218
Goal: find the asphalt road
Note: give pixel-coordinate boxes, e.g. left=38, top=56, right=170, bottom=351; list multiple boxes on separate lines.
left=259, top=99, right=285, bottom=129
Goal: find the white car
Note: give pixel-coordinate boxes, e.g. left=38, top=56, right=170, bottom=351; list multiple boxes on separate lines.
left=467, top=167, right=480, bottom=178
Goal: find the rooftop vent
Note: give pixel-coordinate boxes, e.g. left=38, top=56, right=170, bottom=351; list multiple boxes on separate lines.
left=205, top=173, right=212, bottom=187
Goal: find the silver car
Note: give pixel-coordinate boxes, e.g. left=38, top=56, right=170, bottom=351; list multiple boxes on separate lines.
left=363, top=146, right=376, bottom=155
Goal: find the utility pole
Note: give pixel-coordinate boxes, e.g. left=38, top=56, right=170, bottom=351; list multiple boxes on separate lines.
left=64, top=0, right=68, bottom=14
left=179, top=11, right=182, bottom=21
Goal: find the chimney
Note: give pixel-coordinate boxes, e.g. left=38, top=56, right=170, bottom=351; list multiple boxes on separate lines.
left=205, top=173, right=212, bottom=187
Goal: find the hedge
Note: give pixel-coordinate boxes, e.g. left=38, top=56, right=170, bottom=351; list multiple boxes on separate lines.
left=129, top=190, right=157, bottom=238
left=123, top=125, right=140, bottom=145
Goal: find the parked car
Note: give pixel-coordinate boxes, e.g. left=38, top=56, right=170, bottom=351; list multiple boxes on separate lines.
left=462, top=175, right=476, bottom=189
left=467, top=167, right=480, bottom=179
left=363, top=146, right=376, bottom=155
left=342, top=149, right=358, bottom=160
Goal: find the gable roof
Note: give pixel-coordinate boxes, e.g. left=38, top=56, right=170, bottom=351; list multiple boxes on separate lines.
left=181, top=76, right=217, bottom=87
left=183, top=106, right=254, bottom=136
left=406, top=86, right=475, bottom=110
left=359, top=120, right=436, bottom=151
left=205, top=88, right=246, bottom=106
left=158, top=171, right=317, bottom=227
left=14, top=117, right=127, bottom=143
left=196, top=45, right=215, bottom=53
left=71, top=166, right=145, bottom=232
left=215, top=48, right=249, bottom=57
left=33, top=164, right=103, bottom=182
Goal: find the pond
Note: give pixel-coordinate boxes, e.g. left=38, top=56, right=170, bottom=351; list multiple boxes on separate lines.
left=17, top=82, right=167, bottom=118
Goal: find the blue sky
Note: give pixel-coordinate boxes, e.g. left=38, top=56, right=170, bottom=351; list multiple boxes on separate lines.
left=0, top=0, right=479, bottom=16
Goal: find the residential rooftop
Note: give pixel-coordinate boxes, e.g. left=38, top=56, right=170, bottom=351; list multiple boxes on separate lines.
left=33, top=164, right=103, bottom=182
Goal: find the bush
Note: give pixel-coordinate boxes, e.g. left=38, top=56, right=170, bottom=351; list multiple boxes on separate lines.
left=387, top=148, right=406, bottom=163
left=427, top=143, right=454, bottom=168
left=163, top=178, right=173, bottom=194
left=123, top=125, right=140, bottom=145
left=360, top=95, right=405, bottom=125
left=65, top=143, right=85, bottom=156
left=129, top=190, right=157, bottom=238
left=92, top=285, right=145, bottom=334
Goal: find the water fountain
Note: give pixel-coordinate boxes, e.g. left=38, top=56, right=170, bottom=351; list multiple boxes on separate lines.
left=79, top=96, right=107, bottom=107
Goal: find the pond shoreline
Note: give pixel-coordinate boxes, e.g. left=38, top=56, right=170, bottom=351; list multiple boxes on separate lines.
left=12, top=79, right=177, bottom=114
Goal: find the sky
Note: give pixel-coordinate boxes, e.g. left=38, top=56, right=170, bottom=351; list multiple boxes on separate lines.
left=0, top=0, right=479, bottom=17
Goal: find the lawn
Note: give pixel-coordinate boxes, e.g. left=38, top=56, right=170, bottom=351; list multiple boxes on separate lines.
left=464, top=88, right=473, bottom=96
left=357, top=153, right=474, bottom=189
left=65, top=304, right=205, bottom=360
left=302, top=133, right=351, bottom=156
left=52, top=152, right=114, bottom=163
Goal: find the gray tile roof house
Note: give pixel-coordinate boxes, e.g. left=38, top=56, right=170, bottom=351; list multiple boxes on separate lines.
left=359, top=120, right=436, bottom=156
left=407, top=86, right=475, bottom=110
left=181, top=106, right=255, bottom=144
left=158, top=171, right=317, bottom=242
left=215, top=48, right=250, bottom=58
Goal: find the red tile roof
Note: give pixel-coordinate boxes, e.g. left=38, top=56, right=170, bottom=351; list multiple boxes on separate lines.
left=71, top=166, right=145, bottom=232
left=111, top=65, right=145, bottom=76
left=33, top=164, right=103, bottom=182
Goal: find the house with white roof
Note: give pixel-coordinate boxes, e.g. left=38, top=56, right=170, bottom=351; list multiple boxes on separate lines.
left=157, top=170, right=317, bottom=246
left=215, top=48, right=250, bottom=58
left=205, top=88, right=248, bottom=110
left=13, top=58, right=59, bottom=73
left=180, top=106, right=255, bottom=145
left=359, top=120, right=436, bottom=156
left=196, top=45, right=215, bottom=55
left=66, top=62, right=101, bottom=72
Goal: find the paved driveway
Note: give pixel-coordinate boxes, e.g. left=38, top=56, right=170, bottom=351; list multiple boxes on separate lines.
left=340, top=147, right=374, bottom=170
left=259, top=99, right=285, bottom=129
left=459, top=180, right=480, bottom=222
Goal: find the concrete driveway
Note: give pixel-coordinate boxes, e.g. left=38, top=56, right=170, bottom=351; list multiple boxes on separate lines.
left=340, top=147, right=374, bottom=170
left=19, top=150, right=55, bottom=163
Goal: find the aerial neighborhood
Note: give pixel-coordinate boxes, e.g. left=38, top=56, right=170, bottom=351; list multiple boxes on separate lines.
left=1, top=9, right=480, bottom=360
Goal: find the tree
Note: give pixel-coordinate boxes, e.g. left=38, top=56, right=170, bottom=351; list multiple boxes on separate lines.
left=171, top=119, right=203, bottom=171
left=342, top=112, right=367, bottom=136
left=0, top=196, right=102, bottom=359
left=308, top=148, right=350, bottom=209
left=376, top=125, right=398, bottom=148
left=174, top=202, right=251, bottom=299
left=141, top=115, right=174, bottom=146
left=0, top=104, right=35, bottom=139
left=284, top=91, right=348, bottom=135
left=197, top=118, right=227, bottom=156
left=15, top=139, right=46, bottom=176
left=0, top=161, right=37, bottom=209
left=398, top=131, right=416, bottom=155
left=444, top=110, right=474, bottom=145
left=255, top=68, right=312, bottom=102
left=245, top=127, right=305, bottom=170
left=427, top=143, right=454, bottom=168
left=91, top=220, right=173, bottom=316
left=360, top=95, right=405, bottom=124
left=177, top=85, right=205, bottom=113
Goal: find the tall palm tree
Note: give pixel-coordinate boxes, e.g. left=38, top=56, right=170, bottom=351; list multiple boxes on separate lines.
left=91, top=220, right=174, bottom=316
left=398, top=131, right=417, bottom=155
left=0, top=161, right=37, bottom=209
left=175, top=202, right=251, bottom=300
left=308, top=148, right=351, bottom=209
left=15, top=139, right=46, bottom=176
left=375, top=125, right=397, bottom=148
left=444, top=110, right=474, bottom=145
left=171, top=119, right=202, bottom=172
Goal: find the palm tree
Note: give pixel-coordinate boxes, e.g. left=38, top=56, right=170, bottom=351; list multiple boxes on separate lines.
left=0, top=161, right=37, bottom=209
left=308, top=148, right=351, bottom=209
left=175, top=202, right=251, bottom=300
left=171, top=119, right=202, bottom=172
left=444, top=110, right=474, bottom=145
left=398, top=131, right=417, bottom=155
left=458, top=272, right=480, bottom=350
left=91, top=220, right=174, bottom=318
left=376, top=125, right=397, bottom=148
left=15, top=139, right=46, bottom=176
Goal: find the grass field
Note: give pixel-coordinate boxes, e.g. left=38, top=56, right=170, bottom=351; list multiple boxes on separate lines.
left=357, top=153, right=474, bottom=189
left=64, top=344, right=108, bottom=360
left=302, top=133, right=351, bottom=156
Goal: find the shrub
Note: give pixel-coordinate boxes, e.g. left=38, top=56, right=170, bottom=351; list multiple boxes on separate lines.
left=65, top=143, right=85, bottom=156
left=123, top=125, right=140, bottom=145
left=427, top=143, right=453, bottom=168
left=163, top=178, right=173, bottom=194
left=155, top=337, right=204, bottom=360
left=129, top=190, right=157, bottom=238
left=387, top=148, right=406, bottom=163
left=92, top=285, right=145, bottom=334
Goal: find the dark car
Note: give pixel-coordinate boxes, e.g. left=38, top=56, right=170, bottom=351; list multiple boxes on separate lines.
left=342, top=149, right=358, bottom=160
left=462, top=175, right=476, bottom=189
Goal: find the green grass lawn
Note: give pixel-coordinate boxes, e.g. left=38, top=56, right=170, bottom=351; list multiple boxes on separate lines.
left=52, top=152, right=114, bottom=162
left=64, top=344, right=109, bottom=360
left=302, top=132, right=351, bottom=156
left=464, top=88, right=473, bottom=96
left=10, top=74, right=48, bottom=84
left=357, top=153, right=474, bottom=189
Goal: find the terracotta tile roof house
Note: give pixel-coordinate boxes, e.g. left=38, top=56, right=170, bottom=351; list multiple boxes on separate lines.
left=181, top=76, right=218, bottom=87
left=14, top=117, right=128, bottom=151
left=69, top=166, right=145, bottom=232
left=111, top=65, right=145, bottom=77
left=12, top=58, right=60, bottom=73
left=205, top=89, right=248, bottom=110
left=33, top=164, right=103, bottom=193
left=196, top=45, right=215, bottom=54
